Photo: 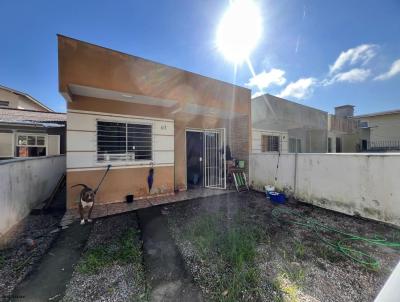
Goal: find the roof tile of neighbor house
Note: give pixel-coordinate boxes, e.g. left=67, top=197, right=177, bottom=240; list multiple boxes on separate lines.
left=0, top=108, right=66, bottom=125
left=0, top=84, right=53, bottom=112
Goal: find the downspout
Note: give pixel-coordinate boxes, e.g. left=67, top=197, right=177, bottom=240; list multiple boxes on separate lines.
left=293, top=152, right=298, bottom=198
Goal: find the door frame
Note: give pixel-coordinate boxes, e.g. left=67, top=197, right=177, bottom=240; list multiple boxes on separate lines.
left=185, top=128, right=226, bottom=190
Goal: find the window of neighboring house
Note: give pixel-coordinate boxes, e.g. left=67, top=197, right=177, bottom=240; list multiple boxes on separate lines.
left=289, top=138, right=302, bottom=153
left=97, top=121, right=152, bottom=162
left=0, top=100, right=9, bottom=107
left=16, top=134, right=47, bottom=157
left=261, top=135, right=280, bottom=152
left=336, top=137, right=342, bottom=153
left=328, top=138, right=332, bottom=153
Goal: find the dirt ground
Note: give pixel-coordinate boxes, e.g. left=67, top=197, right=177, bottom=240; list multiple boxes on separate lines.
left=0, top=213, right=63, bottom=300
left=165, top=191, right=400, bottom=302
left=62, top=212, right=147, bottom=302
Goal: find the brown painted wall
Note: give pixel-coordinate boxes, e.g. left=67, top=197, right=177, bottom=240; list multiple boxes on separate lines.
left=67, top=166, right=174, bottom=208
left=59, top=35, right=251, bottom=207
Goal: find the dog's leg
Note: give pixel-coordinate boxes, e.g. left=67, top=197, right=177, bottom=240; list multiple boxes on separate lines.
left=87, top=204, right=94, bottom=223
left=79, top=202, right=85, bottom=225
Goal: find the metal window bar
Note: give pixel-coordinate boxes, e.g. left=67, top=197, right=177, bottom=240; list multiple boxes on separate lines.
left=97, top=121, right=152, bottom=161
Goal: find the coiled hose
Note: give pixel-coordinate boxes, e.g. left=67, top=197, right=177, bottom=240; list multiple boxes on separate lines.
left=271, top=207, right=400, bottom=269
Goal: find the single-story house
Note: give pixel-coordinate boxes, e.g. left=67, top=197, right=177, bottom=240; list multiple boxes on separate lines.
left=252, top=94, right=328, bottom=154
left=58, top=35, right=251, bottom=209
left=0, top=85, right=66, bottom=159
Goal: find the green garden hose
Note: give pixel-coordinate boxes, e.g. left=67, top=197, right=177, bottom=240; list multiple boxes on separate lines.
left=271, top=207, right=400, bottom=269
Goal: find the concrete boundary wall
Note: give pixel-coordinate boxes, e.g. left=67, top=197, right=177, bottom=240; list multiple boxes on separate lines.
left=250, top=153, right=400, bottom=227
left=0, top=155, right=66, bottom=235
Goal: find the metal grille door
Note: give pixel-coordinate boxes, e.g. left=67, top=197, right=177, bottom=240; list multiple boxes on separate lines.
left=204, top=129, right=226, bottom=189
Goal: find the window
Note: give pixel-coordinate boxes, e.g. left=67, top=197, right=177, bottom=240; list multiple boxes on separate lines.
left=261, top=135, right=280, bottom=152
left=16, top=134, right=47, bottom=157
left=97, top=121, right=152, bottom=162
left=0, top=100, right=9, bottom=107
left=289, top=138, right=302, bottom=153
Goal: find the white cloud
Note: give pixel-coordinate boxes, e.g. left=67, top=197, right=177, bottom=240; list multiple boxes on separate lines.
left=246, top=68, right=286, bottom=89
left=278, top=77, right=317, bottom=99
left=329, top=44, right=378, bottom=75
left=374, top=59, right=400, bottom=81
left=323, top=68, right=371, bottom=85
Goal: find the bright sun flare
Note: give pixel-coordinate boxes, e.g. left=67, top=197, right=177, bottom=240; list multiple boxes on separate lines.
left=217, top=0, right=262, bottom=64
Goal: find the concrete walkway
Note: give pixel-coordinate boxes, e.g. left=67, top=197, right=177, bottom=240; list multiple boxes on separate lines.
left=12, top=222, right=92, bottom=302
left=138, top=206, right=203, bottom=302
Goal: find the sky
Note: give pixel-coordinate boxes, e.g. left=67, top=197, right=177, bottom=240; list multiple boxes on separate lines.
left=0, top=0, right=399, bottom=114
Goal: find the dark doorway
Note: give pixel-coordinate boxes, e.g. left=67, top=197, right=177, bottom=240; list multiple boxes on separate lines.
left=186, top=131, right=204, bottom=189
left=336, top=137, right=342, bottom=153
left=361, top=140, right=368, bottom=152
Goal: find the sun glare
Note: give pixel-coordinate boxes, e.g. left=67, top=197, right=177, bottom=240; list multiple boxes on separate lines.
left=217, top=0, right=262, bottom=64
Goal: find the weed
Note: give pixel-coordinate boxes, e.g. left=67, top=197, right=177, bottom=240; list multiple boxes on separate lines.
left=294, top=241, right=306, bottom=259
left=77, top=229, right=142, bottom=274
left=272, top=273, right=300, bottom=302
left=184, top=214, right=264, bottom=301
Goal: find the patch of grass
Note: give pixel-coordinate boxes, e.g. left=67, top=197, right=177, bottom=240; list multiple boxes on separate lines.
left=273, top=274, right=300, bottom=302
left=184, top=214, right=265, bottom=301
left=294, top=241, right=306, bottom=259
left=77, top=229, right=141, bottom=274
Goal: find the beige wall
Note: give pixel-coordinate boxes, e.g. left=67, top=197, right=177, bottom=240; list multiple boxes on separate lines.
left=360, top=113, right=400, bottom=142
left=0, top=87, right=48, bottom=111
left=250, top=153, right=400, bottom=227
left=58, top=36, right=251, bottom=207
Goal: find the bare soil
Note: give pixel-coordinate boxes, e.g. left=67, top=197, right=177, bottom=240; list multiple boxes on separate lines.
left=165, top=191, right=400, bottom=302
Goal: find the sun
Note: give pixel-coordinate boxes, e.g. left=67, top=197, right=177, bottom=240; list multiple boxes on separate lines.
left=216, top=0, right=262, bottom=64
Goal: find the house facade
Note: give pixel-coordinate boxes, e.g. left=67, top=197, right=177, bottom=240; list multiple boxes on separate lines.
left=252, top=94, right=328, bottom=154
left=355, top=109, right=400, bottom=152
left=0, top=85, right=65, bottom=159
left=58, top=35, right=251, bottom=209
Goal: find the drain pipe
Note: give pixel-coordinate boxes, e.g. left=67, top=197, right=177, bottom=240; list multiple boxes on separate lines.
left=293, top=153, right=298, bottom=197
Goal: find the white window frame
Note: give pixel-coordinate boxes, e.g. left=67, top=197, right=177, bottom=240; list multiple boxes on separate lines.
left=15, top=133, right=48, bottom=157
left=96, top=118, right=153, bottom=164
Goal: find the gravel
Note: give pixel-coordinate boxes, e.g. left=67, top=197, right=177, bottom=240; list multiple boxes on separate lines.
left=165, top=191, right=400, bottom=302
left=0, top=213, right=62, bottom=299
left=62, top=213, right=147, bottom=302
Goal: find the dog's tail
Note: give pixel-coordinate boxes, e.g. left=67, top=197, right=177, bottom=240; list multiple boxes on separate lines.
left=71, top=184, right=89, bottom=189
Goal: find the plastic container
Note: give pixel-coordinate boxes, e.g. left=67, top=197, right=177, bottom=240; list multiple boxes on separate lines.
left=268, top=191, right=286, bottom=204
left=265, top=185, right=275, bottom=198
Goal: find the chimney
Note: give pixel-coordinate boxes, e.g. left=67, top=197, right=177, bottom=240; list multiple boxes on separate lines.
left=335, top=105, right=354, bottom=118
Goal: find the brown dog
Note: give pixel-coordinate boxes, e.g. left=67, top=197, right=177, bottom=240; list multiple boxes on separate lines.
left=71, top=165, right=111, bottom=225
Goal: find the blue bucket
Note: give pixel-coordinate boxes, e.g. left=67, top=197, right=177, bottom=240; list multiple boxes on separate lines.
left=268, top=191, right=286, bottom=204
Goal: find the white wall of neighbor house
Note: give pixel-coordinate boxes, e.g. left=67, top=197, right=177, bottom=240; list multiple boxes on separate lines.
left=0, top=155, right=66, bottom=236
left=0, top=133, right=13, bottom=157
left=252, top=128, right=288, bottom=153
left=66, top=110, right=174, bottom=170
left=250, top=153, right=400, bottom=227
left=361, top=114, right=400, bottom=142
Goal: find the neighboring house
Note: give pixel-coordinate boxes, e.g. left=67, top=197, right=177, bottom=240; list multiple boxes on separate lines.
left=327, top=105, right=358, bottom=153
left=328, top=105, right=400, bottom=153
left=58, top=35, right=251, bottom=209
left=0, top=85, right=66, bottom=159
left=355, top=109, right=400, bottom=152
left=252, top=94, right=328, bottom=154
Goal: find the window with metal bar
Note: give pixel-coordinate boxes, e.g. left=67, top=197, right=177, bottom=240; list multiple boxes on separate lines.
left=261, top=135, right=280, bottom=152
left=97, top=121, right=152, bottom=162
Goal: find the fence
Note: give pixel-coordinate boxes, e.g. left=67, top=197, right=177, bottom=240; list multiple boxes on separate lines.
left=250, top=153, right=400, bottom=226
left=0, top=155, right=66, bottom=236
